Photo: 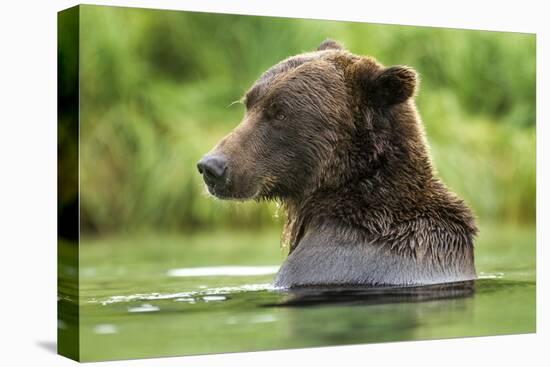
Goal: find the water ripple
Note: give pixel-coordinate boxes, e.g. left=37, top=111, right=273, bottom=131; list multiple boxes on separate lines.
left=167, top=266, right=279, bottom=277
left=91, top=283, right=273, bottom=305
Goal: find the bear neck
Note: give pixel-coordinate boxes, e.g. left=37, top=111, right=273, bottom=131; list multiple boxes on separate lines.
left=282, top=103, right=474, bottom=254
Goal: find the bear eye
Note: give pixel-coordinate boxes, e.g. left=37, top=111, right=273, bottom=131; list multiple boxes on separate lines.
left=267, top=101, right=287, bottom=122
left=275, top=112, right=286, bottom=121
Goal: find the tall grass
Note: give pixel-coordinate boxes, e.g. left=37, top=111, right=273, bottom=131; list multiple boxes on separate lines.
left=76, top=5, right=535, bottom=234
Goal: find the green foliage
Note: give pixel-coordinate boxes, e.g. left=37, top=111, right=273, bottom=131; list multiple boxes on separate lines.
left=76, top=5, right=535, bottom=234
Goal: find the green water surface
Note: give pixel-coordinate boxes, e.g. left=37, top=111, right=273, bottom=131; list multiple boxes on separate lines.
left=58, top=224, right=535, bottom=361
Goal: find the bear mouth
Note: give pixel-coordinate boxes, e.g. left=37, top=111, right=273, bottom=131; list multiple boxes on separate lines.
left=202, top=176, right=227, bottom=198
left=203, top=178, right=241, bottom=200
left=203, top=179, right=260, bottom=201
left=204, top=182, right=229, bottom=199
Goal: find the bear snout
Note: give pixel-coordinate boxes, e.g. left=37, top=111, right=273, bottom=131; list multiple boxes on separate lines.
left=197, top=154, right=228, bottom=188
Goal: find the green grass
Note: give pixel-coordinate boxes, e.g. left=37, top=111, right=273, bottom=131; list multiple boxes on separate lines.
left=62, top=5, right=536, bottom=234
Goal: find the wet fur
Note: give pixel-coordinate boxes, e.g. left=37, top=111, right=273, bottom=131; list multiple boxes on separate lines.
left=203, top=40, right=477, bottom=287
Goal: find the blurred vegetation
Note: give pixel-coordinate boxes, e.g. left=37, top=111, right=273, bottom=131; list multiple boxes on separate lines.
left=73, top=5, right=535, bottom=235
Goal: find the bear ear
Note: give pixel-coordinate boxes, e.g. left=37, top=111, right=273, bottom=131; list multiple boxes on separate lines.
left=366, top=66, right=418, bottom=106
left=317, top=39, right=344, bottom=51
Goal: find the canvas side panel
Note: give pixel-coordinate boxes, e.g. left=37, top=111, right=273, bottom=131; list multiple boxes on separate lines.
left=57, top=5, right=80, bottom=362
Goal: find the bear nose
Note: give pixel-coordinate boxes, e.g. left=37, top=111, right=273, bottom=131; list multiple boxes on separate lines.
left=197, top=155, right=227, bottom=183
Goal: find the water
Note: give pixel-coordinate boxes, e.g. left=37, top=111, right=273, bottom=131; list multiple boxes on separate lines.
left=58, top=225, right=535, bottom=361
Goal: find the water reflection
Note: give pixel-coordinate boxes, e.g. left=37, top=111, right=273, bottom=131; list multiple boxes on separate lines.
left=271, top=281, right=475, bottom=307
left=268, top=281, right=477, bottom=347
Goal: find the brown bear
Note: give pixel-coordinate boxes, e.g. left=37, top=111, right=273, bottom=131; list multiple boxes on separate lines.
left=197, top=39, right=477, bottom=288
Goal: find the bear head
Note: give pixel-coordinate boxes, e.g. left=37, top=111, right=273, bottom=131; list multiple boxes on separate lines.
left=197, top=40, right=422, bottom=203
